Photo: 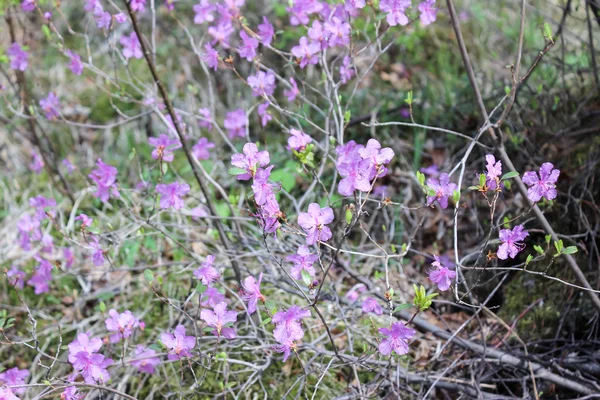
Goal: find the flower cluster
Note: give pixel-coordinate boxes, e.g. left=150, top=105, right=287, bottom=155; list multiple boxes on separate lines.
left=89, top=159, right=120, bottom=203
left=161, top=325, right=196, bottom=360
left=68, top=333, right=114, bottom=384
left=105, top=309, right=143, bottom=343
left=272, top=306, right=311, bottom=361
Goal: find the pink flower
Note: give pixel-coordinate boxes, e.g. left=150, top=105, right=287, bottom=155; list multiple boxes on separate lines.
left=272, top=306, right=310, bottom=360
left=161, top=325, right=195, bottom=360
left=224, top=109, right=247, bottom=139
left=156, top=182, right=190, bottom=210
left=286, top=0, right=323, bottom=26
left=75, top=213, right=93, bottom=228
left=89, top=159, right=120, bottom=203
left=238, top=31, right=259, bottom=61
left=63, top=247, right=75, bottom=269
left=105, top=309, right=141, bottom=343
left=378, top=322, right=415, bottom=355
left=0, top=387, right=19, bottom=400
left=191, top=206, right=209, bottom=220
left=208, top=22, right=234, bottom=48
left=192, top=137, right=215, bottom=160
left=88, top=234, right=105, bottom=266
left=298, top=203, right=334, bottom=245
left=66, top=50, right=84, bottom=75
left=362, top=297, right=383, bottom=315
left=93, top=6, right=111, bottom=29
left=27, top=258, right=53, bottom=294
left=68, top=333, right=102, bottom=362
left=164, top=0, right=177, bottom=11
left=345, top=0, right=366, bottom=12
left=257, top=17, right=274, bottom=46
left=284, top=77, right=300, bottom=102
left=61, top=386, right=84, bottom=400
left=485, top=154, right=502, bottom=190
left=286, top=246, right=318, bottom=280
left=428, top=256, right=456, bottom=291
left=292, top=37, right=320, bottom=68
left=418, top=0, right=437, bottom=25
left=193, top=255, right=220, bottom=285
left=337, top=159, right=371, bottom=196
left=308, top=20, right=328, bottom=50
left=241, top=273, right=265, bottom=314
left=29, top=151, right=44, bottom=174
left=257, top=102, right=272, bottom=127
left=497, top=225, right=529, bottom=260
left=8, top=43, right=29, bottom=71
left=21, top=0, right=35, bottom=12
left=522, top=162, right=560, bottom=203
left=379, top=0, right=411, bottom=26
left=324, top=17, right=351, bottom=47
left=200, top=287, right=226, bottom=308
left=426, top=173, right=458, bottom=209
left=68, top=332, right=113, bottom=384
left=248, top=70, right=276, bottom=97
left=148, top=134, right=181, bottom=162
left=115, top=13, right=127, bottom=23
left=420, top=164, right=440, bottom=177
left=252, top=166, right=276, bottom=206
left=130, top=345, right=161, bottom=374
left=339, top=56, right=355, bottom=84
left=202, top=43, right=219, bottom=70
left=130, top=0, right=146, bottom=12
left=29, top=195, right=56, bottom=221
left=200, top=302, right=238, bottom=338
left=345, top=284, right=366, bottom=302
left=197, top=108, right=212, bottom=130
left=194, top=0, right=216, bottom=24
left=358, top=138, right=395, bottom=179
left=7, top=266, right=26, bottom=290
left=287, top=129, right=312, bottom=151
left=0, top=368, right=29, bottom=395
left=39, top=92, right=60, bottom=120
left=120, top=32, right=143, bottom=60
left=230, top=142, right=270, bottom=180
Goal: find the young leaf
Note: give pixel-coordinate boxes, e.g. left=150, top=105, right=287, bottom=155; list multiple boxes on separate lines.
left=452, top=190, right=460, bottom=204
left=562, top=246, right=578, bottom=255
left=525, top=254, right=533, bottom=265
left=393, top=303, right=412, bottom=312
left=479, top=173, right=486, bottom=187
left=260, top=317, right=272, bottom=327
left=534, top=245, right=544, bottom=255
left=301, top=269, right=313, bottom=286
left=228, top=167, right=247, bottom=176
left=501, top=171, right=519, bottom=180
left=416, top=171, right=425, bottom=186
left=144, top=269, right=154, bottom=283
left=345, top=208, right=353, bottom=225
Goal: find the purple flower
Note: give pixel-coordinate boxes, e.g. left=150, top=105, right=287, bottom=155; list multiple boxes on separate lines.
left=39, top=92, right=60, bottom=120
left=68, top=333, right=102, bottom=361
left=242, top=273, right=265, bottom=314
left=345, top=0, right=366, bottom=12
left=224, top=109, right=247, bottom=139
left=27, top=258, right=53, bottom=294
left=254, top=199, right=282, bottom=235
left=75, top=213, right=93, bottom=228
left=17, top=214, right=41, bottom=250
left=379, top=0, right=411, bottom=26
left=61, top=386, right=84, bottom=400
left=120, top=32, right=143, bottom=60
left=64, top=247, right=75, bottom=269
left=115, top=12, right=127, bottom=23
left=148, top=134, right=181, bottom=162
left=284, top=77, right=299, bottom=102
left=0, top=387, right=19, bottom=400
left=287, top=129, right=312, bottom=152
left=21, top=0, right=35, bottom=12
left=378, top=321, right=415, bottom=355
left=272, top=306, right=311, bottom=359
left=7, top=266, right=26, bottom=290
left=257, top=17, right=274, bottom=46
left=418, top=0, right=437, bottom=25
left=192, top=137, right=215, bottom=160
left=340, top=56, right=355, bottom=84
left=324, top=17, right=351, bottom=47
left=336, top=140, right=364, bottom=164
left=130, top=0, right=146, bottom=12
left=298, top=203, right=334, bottom=245
left=522, top=162, right=560, bottom=203
left=8, top=43, right=28, bottom=71
left=308, top=20, right=328, bottom=50
left=84, top=0, right=99, bottom=12
left=200, top=286, right=226, bottom=308
left=29, top=195, right=56, bottom=221
left=337, top=160, right=371, bottom=196
left=230, top=142, right=269, bottom=180
left=362, top=297, right=383, bottom=315
left=202, top=43, right=219, bottom=71
left=130, top=345, right=161, bottom=374
left=62, top=158, right=75, bottom=174
left=194, top=0, right=216, bottom=24
left=497, top=225, right=529, bottom=260
left=358, top=138, right=395, bottom=179
left=193, top=255, right=220, bottom=285
left=291, top=37, right=320, bottom=68
left=257, top=102, right=272, bottom=127
left=286, top=245, right=318, bottom=280
left=156, top=182, right=190, bottom=210
left=68, top=332, right=113, bottom=384
left=426, top=173, right=457, bottom=209
left=428, top=256, right=456, bottom=291
left=251, top=166, right=276, bottom=206
left=238, top=31, right=259, bottom=61
left=197, top=108, right=212, bottom=130
left=94, top=6, right=111, bottom=29
left=66, top=50, right=84, bottom=75
left=485, top=155, right=502, bottom=181
left=164, top=0, right=177, bottom=11
left=105, top=309, right=141, bottom=343
left=29, top=151, right=44, bottom=174
left=0, top=368, right=29, bottom=395
left=191, top=205, right=209, bottom=220
left=248, top=70, right=276, bottom=97
left=201, top=302, right=238, bottom=339
left=208, top=22, right=234, bottom=48
left=420, top=164, right=440, bottom=177
left=161, top=325, right=195, bottom=360
left=286, top=0, right=323, bottom=26
left=88, top=234, right=105, bottom=266
left=89, top=158, right=120, bottom=203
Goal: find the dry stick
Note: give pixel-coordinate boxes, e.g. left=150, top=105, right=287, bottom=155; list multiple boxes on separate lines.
left=445, top=0, right=600, bottom=313
left=123, top=0, right=241, bottom=284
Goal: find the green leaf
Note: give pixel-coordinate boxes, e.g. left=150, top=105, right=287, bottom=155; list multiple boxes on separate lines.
left=228, top=167, right=247, bottom=176
left=501, top=171, right=519, bottom=180
left=195, top=282, right=207, bottom=294
left=479, top=173, right=486, bottom=187
left=426, top=188, right=436, bottom=197
left=42, top=25, right=51, bottom=39
left=562, top=246, right=578, bottom=255
left=99, top=301, right=106, bottom=312
left=393, top=304, right=412, bottom=312
left=525, top=254, right=533, bottom=265
left=416, top=171, right=425, bottom=186
left=404, top=91, right=413, bottom=106
left=143, top=269, right=154, bottom=283
left=270, top=168, right=296, bottom=192
left=543, top=22, right=553, bottom=43
left=452, top=190, right=460, bottom=204
left=345, top=208, right=352, bottom=225
left=301, top=269, right=313, bottom=286
left=534, top=245, right=544, bottom=254
left=554, top=240, right=564, bottom=253
left=545, top=235, right=552, bottom=243
left=468, top=185, right=479, bottom=191
left=260, top=317, right=272, bottom=327
left=344, top=110, right=351, bottom=124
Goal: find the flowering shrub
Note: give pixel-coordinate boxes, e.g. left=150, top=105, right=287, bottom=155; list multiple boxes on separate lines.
left=0, top=0, right=598, bottom=398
